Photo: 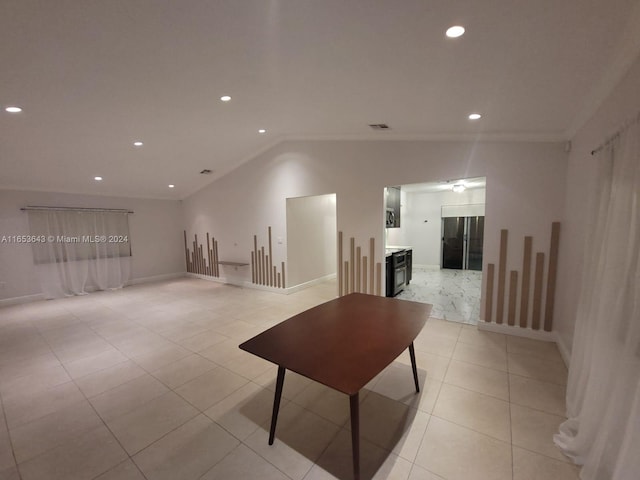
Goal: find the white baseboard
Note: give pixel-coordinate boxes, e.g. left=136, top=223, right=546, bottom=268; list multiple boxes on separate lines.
left=283, top=273, right=337, bottom=295
left=187, top=272, right=337, bottom=296
left=478, top=321, right=572, bottom=368
left=0, top=272, right=187, bottom=307
left=186, top=272, right=228, bottom=284
left=126, top=272, right=186, bottom=286
left=0, top=293, right=45, bottom=307
left=477, top=321, right=557, bottom=342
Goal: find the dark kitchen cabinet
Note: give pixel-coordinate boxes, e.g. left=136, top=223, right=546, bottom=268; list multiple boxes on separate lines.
left=386, top=186, right=401, bottom=228
left=385, top=255, right=393, bottom=297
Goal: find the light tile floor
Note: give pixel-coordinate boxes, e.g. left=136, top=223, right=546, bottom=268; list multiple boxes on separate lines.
left=0, top=278, right=578, bottom=480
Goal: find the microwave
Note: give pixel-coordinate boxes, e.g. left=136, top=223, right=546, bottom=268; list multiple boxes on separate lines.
left=386, top=208, right=396, bottom=228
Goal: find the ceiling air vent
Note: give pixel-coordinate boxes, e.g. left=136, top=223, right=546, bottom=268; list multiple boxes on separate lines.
left=200, top=169, right=213, bottom=175
left=369, top=123, right=390, bottom=130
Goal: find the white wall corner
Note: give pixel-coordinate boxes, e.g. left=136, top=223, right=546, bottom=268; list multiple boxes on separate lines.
left=282, top=273, right=337, bottom=295
left=478, top=321, right=572, bottom=368
left=553, top=331, right=572, bottom=369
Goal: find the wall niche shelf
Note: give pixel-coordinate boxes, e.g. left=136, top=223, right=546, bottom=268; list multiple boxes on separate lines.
left=217, top=261, right=249, bottom=267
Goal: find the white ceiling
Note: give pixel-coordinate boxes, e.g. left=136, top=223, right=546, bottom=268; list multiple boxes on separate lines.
left=1, top=0, right=639, bottom=199
left=402, top=177, right=486, bottom=194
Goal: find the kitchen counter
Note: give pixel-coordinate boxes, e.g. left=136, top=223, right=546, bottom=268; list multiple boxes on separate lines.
left=385, top=245, right=413, bottom=257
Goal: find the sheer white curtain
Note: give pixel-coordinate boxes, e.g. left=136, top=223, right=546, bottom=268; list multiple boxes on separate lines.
left=27, top=209, right=132, bottom=298
left=554, top=118, right=640, bottom=479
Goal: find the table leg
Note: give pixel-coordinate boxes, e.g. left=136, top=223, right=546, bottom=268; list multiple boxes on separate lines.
left=350, top=392, right=360, bottom=480
left=409, top=342, right=420, bottom=393
left=268, top=366, right=286, bottom=445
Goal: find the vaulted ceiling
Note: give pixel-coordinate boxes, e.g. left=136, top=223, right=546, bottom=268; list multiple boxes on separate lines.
left=2, top=0, right=639, bottom=199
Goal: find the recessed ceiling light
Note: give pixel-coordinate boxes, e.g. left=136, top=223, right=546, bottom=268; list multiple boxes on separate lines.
left=258, top=129, right=267, bottom=134
left=468, top=113, right=482, bottom=120
left=5, top=106, right=22, bottom=113
left=452, top=184, right=466, bottom=193
left=446, top=26, right=465, bottom=38
left=94, top=176, right=103, bottom=181
left=133, top=141, right=143, bottom=147
left=168, top=184, right=175, bottom=188
left=220, top=95, right=232, bottom=102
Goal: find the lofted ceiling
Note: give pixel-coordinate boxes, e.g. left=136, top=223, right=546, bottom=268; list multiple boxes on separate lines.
left=1, top=0, right=639, bottom=199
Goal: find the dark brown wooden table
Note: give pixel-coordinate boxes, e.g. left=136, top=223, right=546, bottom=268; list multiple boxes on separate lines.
left=239, top=293, right=431, bottom=480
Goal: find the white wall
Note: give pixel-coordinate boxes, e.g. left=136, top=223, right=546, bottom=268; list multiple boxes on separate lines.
left=183, top=139, right=567, bottom=319
left=555, top=53, right=640, bottom=357
left=0, top=189, right=185, bottom=300
left=286, top=194, right=337, bottom=286
left=387, top=188, right=486, bottom=267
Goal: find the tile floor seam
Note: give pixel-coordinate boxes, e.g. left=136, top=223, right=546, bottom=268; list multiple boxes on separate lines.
left=239, top=438, right=298, bottom=480
left=35, top=321, right=174, bottom=480
left=506, top=344, right=515, bottom=480
left=438, top=378, right=508, bottom=402
left=21, top=329, right=139, bottom=480
left=447, top=356, right=509, bottom=374
left=1, top=278, right=575, bottom=480
left=506, top=370, right=568, bottom=387
left=0, top=389, right=23, bottom=480
left=90, top=458, right=150, bottom=480
left=171, top=372, right=248, bottom=413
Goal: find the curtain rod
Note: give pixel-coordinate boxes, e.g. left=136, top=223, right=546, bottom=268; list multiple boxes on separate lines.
left=591, top=111, right=640, bottom=155
left=21, top=206, right=134, bottom=214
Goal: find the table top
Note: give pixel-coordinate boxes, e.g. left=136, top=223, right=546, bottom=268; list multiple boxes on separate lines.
left=239, top=293, right=431, bottom=395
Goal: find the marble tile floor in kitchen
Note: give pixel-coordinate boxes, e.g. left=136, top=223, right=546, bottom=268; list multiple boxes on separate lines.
left=0, top=277, right=576, bottom=480
left=396, top=268, right=482, bottom=325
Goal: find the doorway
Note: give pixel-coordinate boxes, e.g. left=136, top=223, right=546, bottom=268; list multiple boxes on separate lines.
left=286, top=193, right=337, bottom=289
left=442, top=216, right=484, bottom=270
left=386, top=177, right=486, bottom=324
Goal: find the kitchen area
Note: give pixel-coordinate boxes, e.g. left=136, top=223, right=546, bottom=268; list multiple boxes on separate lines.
left=384, top=179, right=486, bottom=324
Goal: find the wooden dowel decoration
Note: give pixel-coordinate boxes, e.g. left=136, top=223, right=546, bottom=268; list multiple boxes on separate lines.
left=520, top=236, right=532, bottom=328
left=350, top=238, right=355, bottom=295
left=214, top=240, right=219, bottom=277
left=251, top=251, right=255, bottom=283
left=193, top=236, right=198, bottom=273
left=508, top=271, right=518, bottom=326
left=206, top=233, right=211, bottom=276
left=336, top=234, right=385, bottom=296
left=369, top=238, right=375, bottom=295
left=496, top=229, right=508, bottom=324
left=266, top=254, right=270, bottom=286
left=544, top=222, right=561, bottom=332
left=356, top=247, right=361, bottom=293
left=184, top=231, right=190, bottom=271
left=182, top=232, right=222, bottom=278
left=485, top=263, right=495, bottom=322
left=532, top=252, right=545, bottom=330
left=249, top=227, right=286, bottom=288
left=253, top=235, right=258, bottom=284
left=268, top=226, right=273, bottom=287
left=338, top=231, right=344, bottom=296
left=362, top=256, right=368, bottom=294
left=344, top=261, right=349, bottom=294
